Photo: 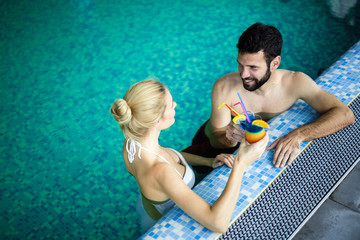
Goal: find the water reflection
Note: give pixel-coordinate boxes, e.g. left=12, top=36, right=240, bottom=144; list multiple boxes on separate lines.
left=327, top=0, right=360, bottom=26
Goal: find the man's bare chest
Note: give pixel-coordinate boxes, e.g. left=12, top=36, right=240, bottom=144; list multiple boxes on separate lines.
left=231, top=91, right=297, bottom=121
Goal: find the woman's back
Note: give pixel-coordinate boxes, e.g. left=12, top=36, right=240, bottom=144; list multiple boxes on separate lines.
left=123, top=138, right=195, bottom=201
left=123, top=138, right=196, bottom=232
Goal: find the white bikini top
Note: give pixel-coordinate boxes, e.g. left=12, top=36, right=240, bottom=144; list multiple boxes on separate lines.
left=126, top=138, right=195, bottom=186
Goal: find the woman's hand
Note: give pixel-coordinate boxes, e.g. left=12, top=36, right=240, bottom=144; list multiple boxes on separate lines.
left=235, top=133, right=269, bottom=168
left=213, top=154, right=235, bottom=168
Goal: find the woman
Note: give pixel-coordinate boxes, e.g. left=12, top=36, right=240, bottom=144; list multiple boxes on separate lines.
left=110, top=80, right=268, bottom=233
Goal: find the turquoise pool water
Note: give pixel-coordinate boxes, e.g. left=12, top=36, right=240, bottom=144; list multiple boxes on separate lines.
left=1, top=0, right=359, bottom=239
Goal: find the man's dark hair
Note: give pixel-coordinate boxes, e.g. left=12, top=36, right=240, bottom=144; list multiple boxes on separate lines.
left=237, top=23, right=283, bottom=66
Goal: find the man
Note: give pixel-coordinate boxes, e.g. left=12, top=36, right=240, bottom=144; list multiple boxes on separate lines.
left=183, top=22, right=355, bottom=174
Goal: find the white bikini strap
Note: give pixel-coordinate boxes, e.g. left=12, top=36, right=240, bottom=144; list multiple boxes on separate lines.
left=125, top=138, right=183, bottom=178
left=126, top=138, right=142, bottom=164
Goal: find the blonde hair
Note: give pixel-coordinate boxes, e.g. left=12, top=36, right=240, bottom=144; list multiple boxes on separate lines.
left=110, top=80, right=167, bottom=141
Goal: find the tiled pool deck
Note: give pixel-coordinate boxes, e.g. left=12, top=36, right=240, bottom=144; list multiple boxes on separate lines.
left=140, top=40, right=360, bottom=240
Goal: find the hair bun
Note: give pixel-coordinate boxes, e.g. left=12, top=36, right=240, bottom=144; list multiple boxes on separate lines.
left=110, top=99, right=132, bottom=124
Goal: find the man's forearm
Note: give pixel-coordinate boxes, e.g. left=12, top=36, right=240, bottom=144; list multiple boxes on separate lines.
left=180, top=152, right=213, bottom=167
left=291, top=106, right=355, bottom=142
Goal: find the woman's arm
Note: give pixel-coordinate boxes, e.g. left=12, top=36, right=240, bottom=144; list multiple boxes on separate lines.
left=158, top=134, right=269, bottom=233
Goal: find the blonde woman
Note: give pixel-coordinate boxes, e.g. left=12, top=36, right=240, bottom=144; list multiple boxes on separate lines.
left=110, top=80, right=268, bottom=233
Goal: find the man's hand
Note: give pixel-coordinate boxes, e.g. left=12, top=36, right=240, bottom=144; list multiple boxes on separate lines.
left=226, top=121, right=245, bottom=143
left=266, top=133, right=302, bottom=168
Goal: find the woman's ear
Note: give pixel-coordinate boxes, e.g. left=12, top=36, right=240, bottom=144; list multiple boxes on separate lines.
left=271, top=56, right=281, bottom=71
left=154, top=117, right=163, bottom=129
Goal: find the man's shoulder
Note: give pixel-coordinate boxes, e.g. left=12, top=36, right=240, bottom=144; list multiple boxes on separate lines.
left=277, top=69, right=311, bottom=80
left=214, top=72, right=240, bottom=88
left=276, top=69, right=317, bottom=98
left=212, top=72, right=241, bottom=101
left=276, top=69, right=295, bottom=79
left=277, top=69, right=313, bottom=86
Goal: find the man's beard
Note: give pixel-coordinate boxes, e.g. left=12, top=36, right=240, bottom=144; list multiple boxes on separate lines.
left=242, top=67, right=271, bottom=91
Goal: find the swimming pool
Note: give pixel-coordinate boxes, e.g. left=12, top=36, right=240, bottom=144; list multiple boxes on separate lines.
left=0, top=0, right=359, bottom=239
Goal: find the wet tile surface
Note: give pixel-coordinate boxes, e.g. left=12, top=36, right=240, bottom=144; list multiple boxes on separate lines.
left=330, top=161, right=360, bottom=213
left=293, top=161, right=360, bottom=239
left=293, top=198, right=360, bottom=240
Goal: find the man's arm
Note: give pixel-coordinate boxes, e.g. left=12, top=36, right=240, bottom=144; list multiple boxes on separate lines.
left=207, top=79, right=238, bottom=149
left=268, top=72, right=355, bottom=168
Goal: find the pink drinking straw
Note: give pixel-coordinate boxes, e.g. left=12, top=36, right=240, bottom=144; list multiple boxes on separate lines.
left=218, top=103, right=240, bottom=116
left=234, top=92, right=251, bottom=123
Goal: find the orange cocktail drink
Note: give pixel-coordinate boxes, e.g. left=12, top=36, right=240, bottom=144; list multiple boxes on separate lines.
left=233, top=113, right=269, bottom=144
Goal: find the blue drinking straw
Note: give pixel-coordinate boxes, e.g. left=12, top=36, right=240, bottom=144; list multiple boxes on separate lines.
left=236, top=92, right=251, bottom=123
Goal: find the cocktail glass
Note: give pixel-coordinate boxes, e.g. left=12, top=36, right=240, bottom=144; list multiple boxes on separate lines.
left=234, top=112, right=267, bottom=144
